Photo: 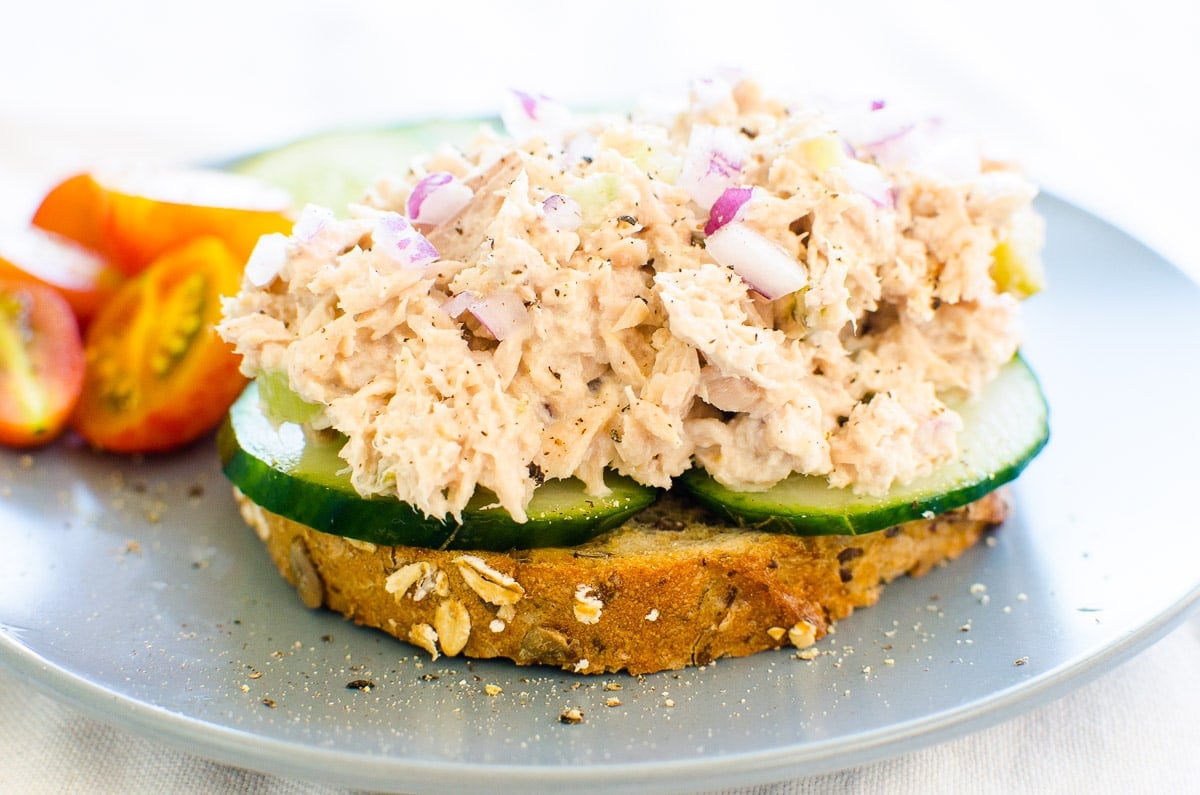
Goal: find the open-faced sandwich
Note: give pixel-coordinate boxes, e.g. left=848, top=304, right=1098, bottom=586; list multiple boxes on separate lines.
left=216, top=77, right=1048, bottom=675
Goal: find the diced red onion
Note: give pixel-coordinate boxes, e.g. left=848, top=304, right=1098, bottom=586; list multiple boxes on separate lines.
left=830, top=98, right=917, bottom=163
left=244, top=233, right=290, bottom=287
left=501, top=89, right=573, bottom=147
left=442, top=289, right=527, bottom=340
left=843, top=103, right=981, bottom=180
left=858, top=121, right=916, bottom=160
left=839, top=160, right=896, bottom=208
left=406, top=172, right=473, bottom=226
left=704, top=221, right=807, bottom=300
left=373, top=213, right=439, bottom=270
left=704, top=186, right=754, bottom=235
left=677, top=124, right=745, bottom=209
left=513, top=89, right=539, bottom=118
left=541, top=194, right=583, bottom=232
left=441, top=290, right=479, bottom=319
left=292, top=204, right=335, bottom=241
left=470, top=290, right=527, bottom=340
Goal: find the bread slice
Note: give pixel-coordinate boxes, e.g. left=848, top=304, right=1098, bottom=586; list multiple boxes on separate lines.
left=234, top=488, right=1009, bottom=675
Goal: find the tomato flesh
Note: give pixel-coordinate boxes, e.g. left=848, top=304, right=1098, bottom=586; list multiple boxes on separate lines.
left=0, top=280, right=86, bottom=447
left=32, top=167, right=294, bottom=276
left=71, top=236, right=248, bottom=453
left=0, top=226, right=124, bottom=327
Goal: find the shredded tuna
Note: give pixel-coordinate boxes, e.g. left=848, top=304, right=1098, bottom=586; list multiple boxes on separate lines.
left=219, top=77, right=1042, bottom=521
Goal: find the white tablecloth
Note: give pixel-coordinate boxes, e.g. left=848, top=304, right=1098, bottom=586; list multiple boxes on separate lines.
left=3, top=2, right=1198, bottom=792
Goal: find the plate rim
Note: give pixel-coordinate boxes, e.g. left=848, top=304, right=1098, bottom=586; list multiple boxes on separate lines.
left=5, top=581, right=1200, bottom=793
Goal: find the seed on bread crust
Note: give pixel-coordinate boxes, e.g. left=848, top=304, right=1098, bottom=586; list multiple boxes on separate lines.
left=787, top=620, right=818, bottom=649
left=237, top=488, right=1009, bottom=674
left=385, top=562, right=431, bottom=602
left=287, top=538, right=324, bottom=609
left=409, top=623, right=439, bottom=659
left=433, top=599, right=471, bottom=656
left=454, top=555, right=525, bottom=605
left=573, top=585, right=604, bottom=624
left=519, top=626, right=573, bottom=667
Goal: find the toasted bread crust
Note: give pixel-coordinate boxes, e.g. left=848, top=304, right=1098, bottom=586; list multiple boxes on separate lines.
left=235, top=489, right=1009, bottom=675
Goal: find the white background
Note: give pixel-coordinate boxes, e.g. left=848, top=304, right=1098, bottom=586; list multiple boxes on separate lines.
left=2, top=1, right=1198, bottom=276
left=2, top=1, right=1198, bottom=793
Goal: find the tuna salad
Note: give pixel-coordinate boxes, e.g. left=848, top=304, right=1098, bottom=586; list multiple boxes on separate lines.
left=218, top=77, right=1044, bottom=524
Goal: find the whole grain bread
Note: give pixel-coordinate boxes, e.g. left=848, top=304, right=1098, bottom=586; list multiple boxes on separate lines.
left=234, top=488, right=1008, bottom=675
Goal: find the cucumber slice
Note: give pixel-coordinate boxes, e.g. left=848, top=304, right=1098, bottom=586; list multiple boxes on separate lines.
left=254, top=369, right=322, bottom=425
left=227, top=119, right=496, bottom=214
left=679, top=356, right=1048, bottom=535
left=217, top=380, right=657, bottom=551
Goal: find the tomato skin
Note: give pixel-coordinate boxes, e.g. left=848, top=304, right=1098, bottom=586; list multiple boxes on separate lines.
left=0, top=280, right=86, bottom=448
left=103, top=187, right=292, bottom=276
left=33, top=168, right=293, bottom=276
left=70, top=236, right=249, bottom=453
left=31, top=173, right=109, bottom=255
left=0, top=226, right=125, bottom=327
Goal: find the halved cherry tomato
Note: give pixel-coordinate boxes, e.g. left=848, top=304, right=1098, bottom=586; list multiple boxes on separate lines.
left=32, top=167, right=293, bottom=276
left=71, top=236, right=248, bottom=453
left=0, top=226, right=125, bottom=327
left=0, top=280, right=86, bottom=448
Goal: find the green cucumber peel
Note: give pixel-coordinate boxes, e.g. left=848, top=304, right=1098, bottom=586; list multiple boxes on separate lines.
left=678, top=355, right=1048, bottom=536
left=218, top=380, right=658, bottom=551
